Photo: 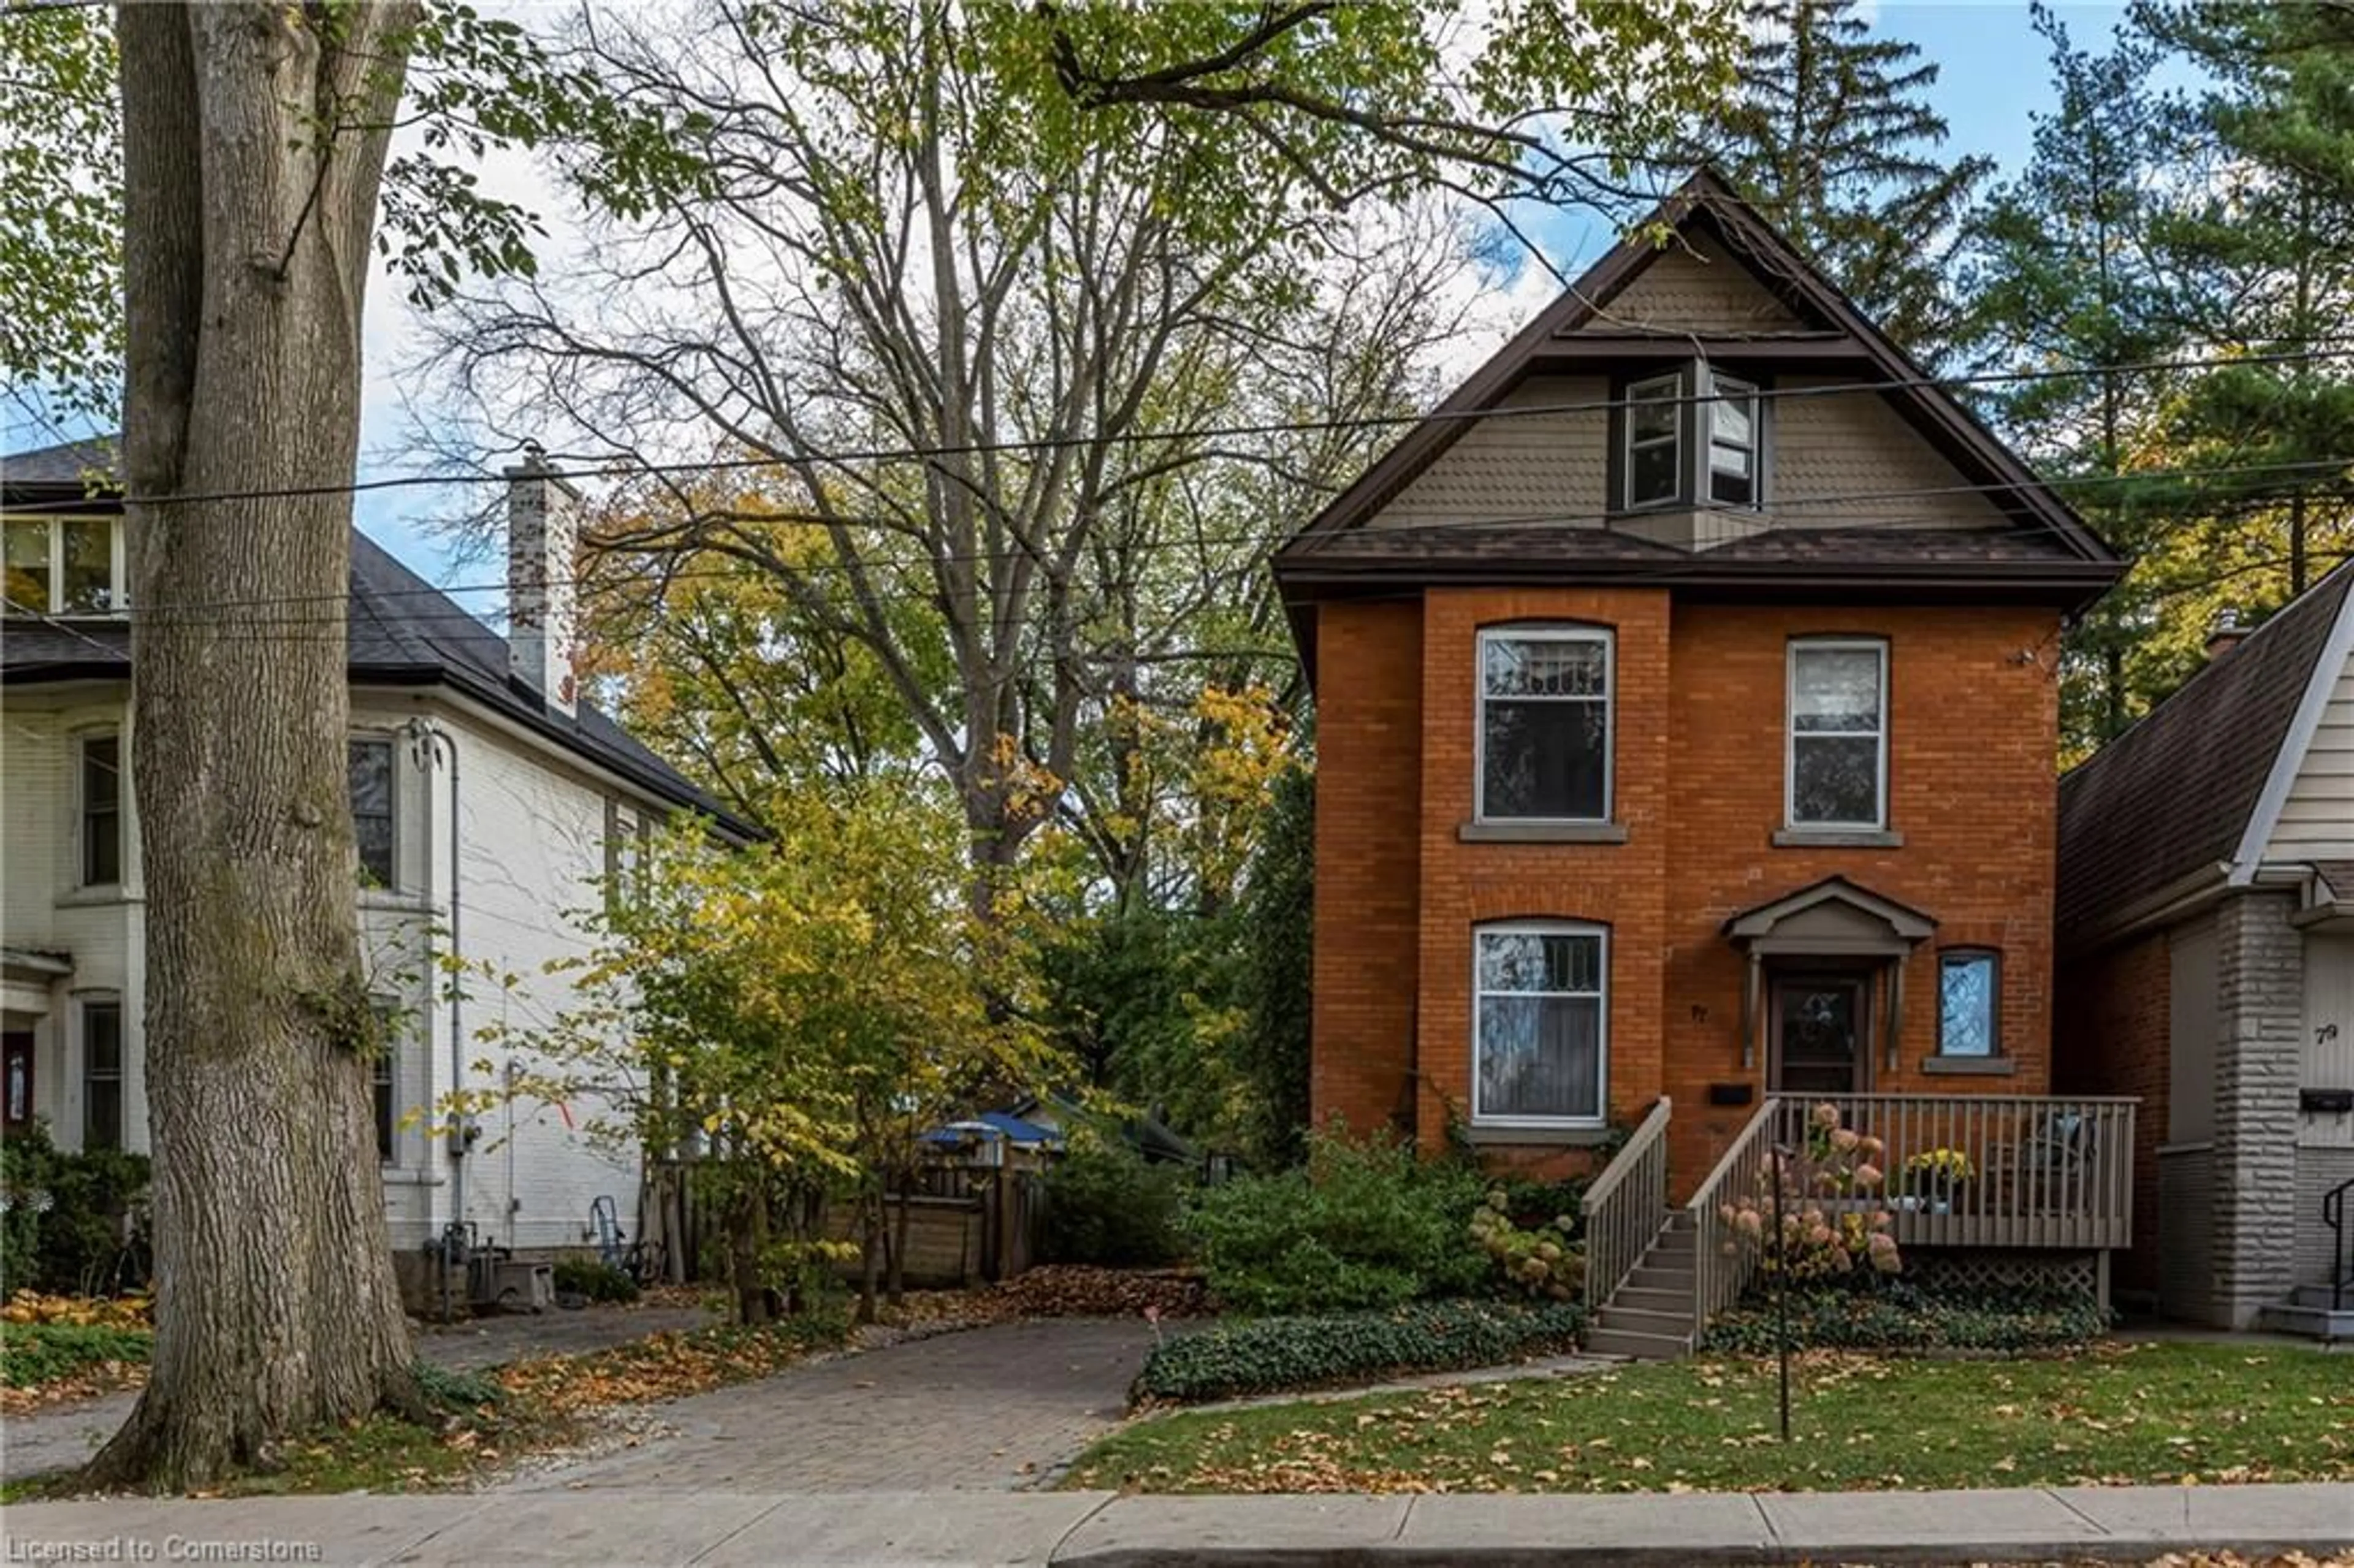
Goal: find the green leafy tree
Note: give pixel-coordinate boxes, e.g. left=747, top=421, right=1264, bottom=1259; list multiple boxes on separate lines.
left=0, top=2, right=118, bottom=430
left=1670, top=0, right=1993, bottom=363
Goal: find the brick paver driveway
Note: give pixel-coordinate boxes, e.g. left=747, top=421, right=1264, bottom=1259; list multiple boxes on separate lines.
left=507, top=1317, right=1156, bottom=1493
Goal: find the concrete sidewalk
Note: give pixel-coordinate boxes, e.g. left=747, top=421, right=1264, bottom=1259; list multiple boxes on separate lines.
left=2, top=1482, right=2348, bottom=1565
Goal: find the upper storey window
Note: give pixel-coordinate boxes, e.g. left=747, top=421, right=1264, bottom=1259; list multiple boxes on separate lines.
left=1477, top=627, right=1613, bottom=823
left=1613, top=365, right=1763, bottom=513
left=2, top=516, right=123, bottom=615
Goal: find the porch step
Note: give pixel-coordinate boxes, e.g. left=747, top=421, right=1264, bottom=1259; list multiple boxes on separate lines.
left=1609, top=1285, right=1691, bottom=1315
left=1625, top=1264, right=1695, bottom=1293
left=2257, top=1301, right=2354, bottom=1344
left=2290, top=1282, right=2352, bottom=1311
left=1591, top=1305, right=1693, bottom=1340
left=1584, top=1325, right=1691, bottom=1360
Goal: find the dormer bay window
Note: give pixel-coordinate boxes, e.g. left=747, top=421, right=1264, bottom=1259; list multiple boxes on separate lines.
left=1611, top=364, right=1764, bottom=514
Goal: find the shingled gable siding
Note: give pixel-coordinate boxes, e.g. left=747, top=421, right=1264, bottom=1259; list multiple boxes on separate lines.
left=1368, top=375, right=1611, bottom=530
left=1309, top=600, right=1425, bottom=1138
left=1771, top=378, right=2013, bottom=530
left=1305, top=586, right=2068, bottom=1188
left=2055, top=929, right=2171, bottom=1298
left=1579, top=231, right=1805, bottom=334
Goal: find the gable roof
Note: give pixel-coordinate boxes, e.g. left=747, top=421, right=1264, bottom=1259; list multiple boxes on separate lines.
left=2, top=440, right=761, bottom=842
left=1271, top=169, right=2118, bottom=604
left=2056, top=561, right=2354, bottom=944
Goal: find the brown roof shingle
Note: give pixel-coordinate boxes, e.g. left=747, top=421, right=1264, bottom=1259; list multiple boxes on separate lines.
left=2056, top=563, right=2354, bottom=942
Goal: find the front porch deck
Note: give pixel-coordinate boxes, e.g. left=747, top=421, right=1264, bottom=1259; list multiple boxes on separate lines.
left=1583, top=1093, right=2138, bottom=1355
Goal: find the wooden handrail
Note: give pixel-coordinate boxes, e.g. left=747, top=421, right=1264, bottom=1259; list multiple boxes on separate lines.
left=1685, top=1096, right=1786, bottom=1328
left=1581, top=1096, right=1672, bottom=1313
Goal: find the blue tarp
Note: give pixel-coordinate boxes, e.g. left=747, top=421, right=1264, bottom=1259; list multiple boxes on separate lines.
left=919, top=1109, right=1065, bottom=1148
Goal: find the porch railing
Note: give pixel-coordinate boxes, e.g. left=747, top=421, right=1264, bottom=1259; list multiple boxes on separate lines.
left=1581, top=1096, right=1672, bottom=1312
left=1686, top=1093, right=2138, bottom=1332
left=1687, top=1097, right=1792, bottom=1325
left=1812, top=1093, right=2136, bottom=1252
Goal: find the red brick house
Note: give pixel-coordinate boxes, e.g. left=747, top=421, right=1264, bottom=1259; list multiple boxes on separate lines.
left=1271, top=172, right=2133, bottom=1355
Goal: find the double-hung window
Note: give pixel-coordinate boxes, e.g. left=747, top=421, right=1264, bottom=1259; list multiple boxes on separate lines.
left=1477, top=628, right=1612, bottom=823
left=82, top=999, right=123, bottom=1151
left=370, top=1000, right=402, bottom=1163
left=348, top=737, right=395, bottom=889
left=1614, top=365, right=1764, bottom=512
left=1474, top=923, right=1607, bottom=1125
left=3, top=517, right=123, bottom=615
left=1937, top=950, right=2000, bottom=1059
left=1788, top=639, right=1888, bottom=829
left=79, top=734, right=121, bottom=887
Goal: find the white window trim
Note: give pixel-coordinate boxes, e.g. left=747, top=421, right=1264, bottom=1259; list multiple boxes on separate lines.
left=349, top=731, right=400, bottom=893
left=1621, top=372, right=1686, bottom=510
left=1473, top=626, right=1615, bottom=825
left=1786, top=638, right=1890, bottom=832
left=4, top=515, right=126, bottom=616
left=76, top=729, right=123, bottom=889
left=1704, top=370, right=1761, bottom=508
left=1471, top=920, right=1610, bottom=1129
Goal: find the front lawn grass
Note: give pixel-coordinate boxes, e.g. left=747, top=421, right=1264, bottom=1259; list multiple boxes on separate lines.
left=1068, top=1342, right=2354, bottom=1494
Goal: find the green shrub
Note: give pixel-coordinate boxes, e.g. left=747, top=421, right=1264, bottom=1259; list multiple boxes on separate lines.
left=1183, top=1130, right=1487, bottom=1314
left=413, top=1360, right=506, bottom=1410
left=0, top=1119, right=151, bottom=1295
left=1701, top=1281, right=2107, bottom=1355
left=1043, top=1141, right=1187, bottom=1267
left=1468, top=1188, right=1585, bottom=1300
left=552, top=1257, right=641, bottom=1304
left=1133, top=1299, right=1585, bottom=1404
left=0, top=1320, right=151, bottom=1388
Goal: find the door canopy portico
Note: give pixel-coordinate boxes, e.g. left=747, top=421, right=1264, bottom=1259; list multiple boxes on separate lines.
left=1723, top=877, right=1935, bottom=1071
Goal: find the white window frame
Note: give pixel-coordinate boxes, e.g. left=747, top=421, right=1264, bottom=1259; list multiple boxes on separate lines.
left=1471, top=921, right=1609, bottom=1129
left=1935, top=948, right=2002, bottom=1059
left=370, top=995, right=403, bottom=1168
left=77, top=730, right=123, bottom=888
left=1705, top=370, right=1761, bottom=508
left=1474, top=626, right=1615, bottom=825
left=1786, top=638, right=1890, bottom=831
left=78, top=992, right=124, bottom=1152
left=1620, top=372, right=1686, bottom=510
left=348, top=732, right=398, bottom=892
left=3, top=515, right=126, bottom=616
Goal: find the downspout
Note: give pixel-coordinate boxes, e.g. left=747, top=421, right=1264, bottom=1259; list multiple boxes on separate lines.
left=406, top=717, right=467, bottom=1238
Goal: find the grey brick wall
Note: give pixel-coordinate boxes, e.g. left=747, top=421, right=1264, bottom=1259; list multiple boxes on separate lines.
left=2211, top=890, right=2303, bottom=1326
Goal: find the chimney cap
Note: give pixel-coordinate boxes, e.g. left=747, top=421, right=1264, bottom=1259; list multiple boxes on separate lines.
left=2206, top=606, right=2248, bottom=659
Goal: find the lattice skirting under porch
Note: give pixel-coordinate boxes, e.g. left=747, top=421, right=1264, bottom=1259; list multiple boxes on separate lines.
left=1903, top=1248, right=2101, bottom=1301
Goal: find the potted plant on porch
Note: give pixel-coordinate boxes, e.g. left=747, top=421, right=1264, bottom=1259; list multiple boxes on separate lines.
left=1899, top=1147, right=1975, bottom=1213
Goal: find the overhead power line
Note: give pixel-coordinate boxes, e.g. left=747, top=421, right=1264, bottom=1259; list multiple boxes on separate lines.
left=14, top=344, right=2354, bottom=511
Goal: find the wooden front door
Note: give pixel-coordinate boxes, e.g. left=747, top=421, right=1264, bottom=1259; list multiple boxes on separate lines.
left=1769, top=976, right=1867, bottom=1095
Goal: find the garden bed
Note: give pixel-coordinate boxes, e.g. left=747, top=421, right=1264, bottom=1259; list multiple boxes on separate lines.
left=1132, top=1300, right=1584, bottom=1406
left=1699, top=1282, right=2107, bottom=1355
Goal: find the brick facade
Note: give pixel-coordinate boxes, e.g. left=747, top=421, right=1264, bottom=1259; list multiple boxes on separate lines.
left=1310, top=590, right=2067, bottom=1198
left=2054, top=930, right=2169, bottom=1297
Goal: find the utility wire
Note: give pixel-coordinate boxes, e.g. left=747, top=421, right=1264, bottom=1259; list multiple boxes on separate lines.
left=15, top=344, right=2354, bottom=510
left=13, top=449, right=2346, bottom=626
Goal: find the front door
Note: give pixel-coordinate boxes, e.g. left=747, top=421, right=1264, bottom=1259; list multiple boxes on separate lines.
left=1769, top=976, right=1867, bottom=1095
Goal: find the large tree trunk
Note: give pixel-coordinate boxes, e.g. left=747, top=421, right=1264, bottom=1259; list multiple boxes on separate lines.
left=90, top=2, right=422, bottom=1490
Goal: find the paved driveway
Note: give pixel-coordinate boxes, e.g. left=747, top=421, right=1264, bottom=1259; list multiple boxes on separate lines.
left=508, top=1317, right=1156, bottom=1494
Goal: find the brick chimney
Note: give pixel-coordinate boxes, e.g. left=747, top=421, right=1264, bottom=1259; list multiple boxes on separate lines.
left=505, top=442, right=579, bottom=717
left=2206, top=607, right=2247, bottom=663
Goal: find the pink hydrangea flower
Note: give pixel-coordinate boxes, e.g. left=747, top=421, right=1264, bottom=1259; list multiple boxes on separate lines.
left=1812, top=1102, right=1841, bottom=1129
left=1860, top=1135, right=1884, bottom=1157
left=1830, top=1127, right=1861, bottom=1152
left=1854, top=1162, right=1884, bottom=1189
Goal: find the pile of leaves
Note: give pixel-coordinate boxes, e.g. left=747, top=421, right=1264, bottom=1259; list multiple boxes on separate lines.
left=1184, top=1131, right=1488, bottom=1315
left=1701, top=1282, right=2107, bottom=1355
left=1, top=1288, right=151, bottom=1328
left=495, top=1311, right=849, bottom=1415
left=0, top=1290, right=156, bottom=1410
left=986, top=1265, right=1211, bottom=1320
left=1132, top=1299, right=1584, bottom=1406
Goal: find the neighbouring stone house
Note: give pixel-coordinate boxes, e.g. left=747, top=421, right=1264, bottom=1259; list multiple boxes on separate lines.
left=1271, top=170, right=2131, bottom=1356
left=1, top=438, right=760, bottom=1301
left=2057, top=567, right=2354, bottom=1338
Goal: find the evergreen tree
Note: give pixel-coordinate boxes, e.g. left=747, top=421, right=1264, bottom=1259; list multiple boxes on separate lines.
left=1677, top=0, right=1994, bottom=362
left=2140, top=1, right=2354, bottom=603
left=1964, top=6, right=2183, bottom=753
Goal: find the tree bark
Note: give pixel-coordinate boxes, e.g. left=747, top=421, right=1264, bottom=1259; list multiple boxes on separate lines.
left=90, top=2, right=422, bottom=1490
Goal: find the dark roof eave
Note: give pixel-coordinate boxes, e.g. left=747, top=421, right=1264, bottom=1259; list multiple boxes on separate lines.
left=1273, top=555, right=2120, bottom=601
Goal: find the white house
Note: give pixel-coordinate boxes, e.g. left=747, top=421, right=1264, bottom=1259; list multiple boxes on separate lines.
left=1, top=438, right=757, bottom=1287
